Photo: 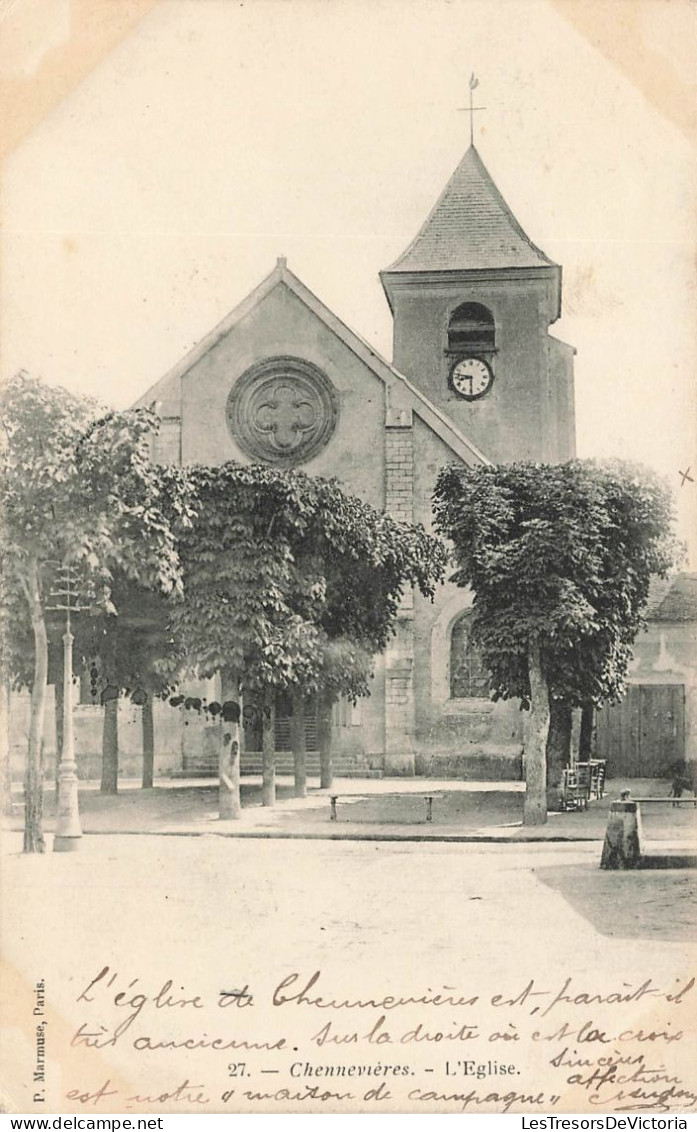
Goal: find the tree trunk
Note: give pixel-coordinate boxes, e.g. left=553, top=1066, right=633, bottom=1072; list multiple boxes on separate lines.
left=100, top=696, right=119, bottom=794
left=261, top=692, right=276, bottom=807
left=524, top=643, right=549, bottom=826
left=546, top=697, right=572, bottom=811
left=1, top=680, right=13, bottom=817
left=318, top=689, right=333, bottom=790
left=579, top=703, right=595, bottom=761
left=24, top=558, right=47, bottom=853
left=219, top=671, right=242, bottom=819
left=141, top=694, right=155, bottom=789
left=290, top=692, right=307, bottom=799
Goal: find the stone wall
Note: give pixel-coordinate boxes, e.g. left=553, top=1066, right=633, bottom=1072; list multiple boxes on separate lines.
left=382, top=409, right=416, bottom=773
left=8, top=689, right=184, bottom=782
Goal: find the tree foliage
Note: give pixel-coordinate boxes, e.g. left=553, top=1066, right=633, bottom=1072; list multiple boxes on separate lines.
left=0, top=563, right=34, bottom=691
left=0, top=372, right=194, bottom=850
left=433, top=459, right=677, bottom=708
left=174, top=462, right=447, bottom=700
left=433, top=459, right=677, bottom=825
left=172, top=463, right=321, bottom=692
left=77, top=577, right=182, bottom=702
left=291, top=475, right=448, bottom=702
left=1, top=374, right=192, bottom=599
left=172, top=461, right=447, bottom=811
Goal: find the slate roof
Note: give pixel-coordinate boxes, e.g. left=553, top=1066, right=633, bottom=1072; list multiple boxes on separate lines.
left=384, top=144, right=555, bottom=273
left=645, top=573, right=697, bottom=622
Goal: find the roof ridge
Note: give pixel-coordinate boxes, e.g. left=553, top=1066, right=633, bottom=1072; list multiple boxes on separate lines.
left=384, top=360, right=490, bottom=465
left=280, top=265, right=490, bottom=466
left=645, top=571, right=697, bottom=621
left=133, top=262, right=285, bottom=408
left=133, top=261, right=490, bottom=468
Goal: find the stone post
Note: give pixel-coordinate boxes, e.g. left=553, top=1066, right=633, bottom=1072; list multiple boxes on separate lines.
left=600, top=792, right=642, bottom=869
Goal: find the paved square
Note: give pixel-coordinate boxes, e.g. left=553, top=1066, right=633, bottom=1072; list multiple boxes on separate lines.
left=2, top=833, right=695, bottom=1115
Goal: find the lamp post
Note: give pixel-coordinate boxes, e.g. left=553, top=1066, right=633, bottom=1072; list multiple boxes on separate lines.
left=47, top=564, right=87, bottom=852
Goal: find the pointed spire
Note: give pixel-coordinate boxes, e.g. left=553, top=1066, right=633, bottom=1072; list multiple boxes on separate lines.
left=384, top=145, right=555, bottom=274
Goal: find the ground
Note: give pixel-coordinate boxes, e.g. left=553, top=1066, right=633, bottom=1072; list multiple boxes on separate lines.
left=7, top=775, right=697, bottom=842
left=1, top=818, right=696, bottom=1116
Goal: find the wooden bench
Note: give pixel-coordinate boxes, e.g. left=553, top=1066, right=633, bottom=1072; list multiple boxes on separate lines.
left=634, top=796, right=697, bottom=808
left=329, top=793, right=435, bottom=823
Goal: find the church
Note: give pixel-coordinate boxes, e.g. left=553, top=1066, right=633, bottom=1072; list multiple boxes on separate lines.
left=135, top=141, right=576, bottom=780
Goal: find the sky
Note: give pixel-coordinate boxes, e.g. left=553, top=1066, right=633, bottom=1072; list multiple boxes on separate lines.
left=1, top=0, right=696, bottom=554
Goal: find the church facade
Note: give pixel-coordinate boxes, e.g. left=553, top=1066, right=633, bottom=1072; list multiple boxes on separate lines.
left=136, top=143, right=576, bottom=779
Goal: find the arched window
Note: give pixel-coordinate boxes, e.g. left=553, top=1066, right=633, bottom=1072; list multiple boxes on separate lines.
left=447, top=303, right=495, bottom=355
left=450, top=612, right=490, bottom=699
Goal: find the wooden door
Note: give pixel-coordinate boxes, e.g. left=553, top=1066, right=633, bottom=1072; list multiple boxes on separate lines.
left=596, top=684, right=685, bottom=777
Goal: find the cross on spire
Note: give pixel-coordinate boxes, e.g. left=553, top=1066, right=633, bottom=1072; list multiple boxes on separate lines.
left=458, top=73, right=486, bottom=146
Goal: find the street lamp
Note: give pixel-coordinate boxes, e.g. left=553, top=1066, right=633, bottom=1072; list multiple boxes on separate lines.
left=47, top=563, right=88, bottom=852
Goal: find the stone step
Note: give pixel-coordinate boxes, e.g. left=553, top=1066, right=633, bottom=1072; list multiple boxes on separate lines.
left=240, top=760, right=364, bottom=774
left=181, top=753, right=368, bottom=777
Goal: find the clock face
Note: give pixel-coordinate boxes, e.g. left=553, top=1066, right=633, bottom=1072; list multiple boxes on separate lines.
left=451, top=357, right=493, bottom=400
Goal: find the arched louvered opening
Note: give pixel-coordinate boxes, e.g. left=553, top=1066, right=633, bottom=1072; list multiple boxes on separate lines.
left=447, top=302, right=495, bottom=355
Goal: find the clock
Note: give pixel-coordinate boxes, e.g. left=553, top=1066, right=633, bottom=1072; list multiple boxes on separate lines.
left=451, top=357, right=493, bottom=401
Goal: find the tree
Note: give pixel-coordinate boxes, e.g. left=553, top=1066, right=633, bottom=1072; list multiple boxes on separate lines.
left=0, top=563, right=34, bottom=813
left=0, top=373, right=192, bottom=852
left=285, top=476, right=448, bottom=790
left=433, top=459, right=677, bottom=825
left=172, top=463, right=323, bottom=815
left=77, top=579, right=182, bottom=792
left=2, top=561, right=81, bottom=802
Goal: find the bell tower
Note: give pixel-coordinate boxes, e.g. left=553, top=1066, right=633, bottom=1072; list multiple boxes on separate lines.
left=380, top=143, right=575, bottom=463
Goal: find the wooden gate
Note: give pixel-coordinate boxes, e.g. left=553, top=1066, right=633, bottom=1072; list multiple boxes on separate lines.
left=596, top=683, right=685, bottom=778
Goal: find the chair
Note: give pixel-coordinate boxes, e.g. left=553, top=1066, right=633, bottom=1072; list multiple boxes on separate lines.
left=575, top=762, right=592, bottom=807
left=561, top=767, right=588, bottom=811
left=589, top=759, right=606, bottom=800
